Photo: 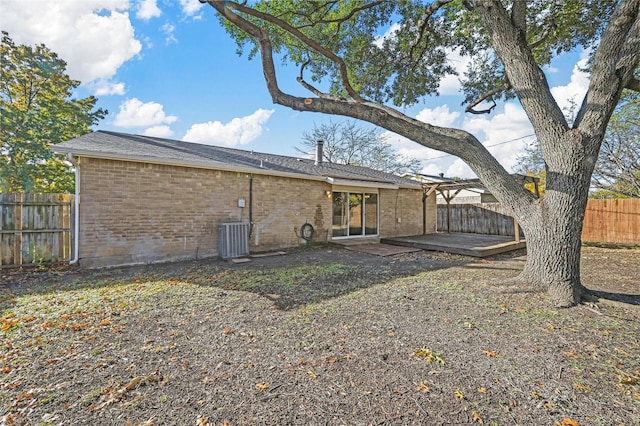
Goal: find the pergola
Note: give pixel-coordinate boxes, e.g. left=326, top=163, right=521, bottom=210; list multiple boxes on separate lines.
left=421, top=174, right=540, bottom=242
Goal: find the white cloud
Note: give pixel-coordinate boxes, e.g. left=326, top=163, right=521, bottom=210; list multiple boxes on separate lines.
left=550, top=54, right=590, bottom=118
left=420, top=163, right=446, bottom=177
left=438, top=48, right=472, bottom=95
left=462, top=103, right=535, bottom=173
left=92, top=79, right=126, bottom=96
left=373, top=23, right=400, bottom=48
left=137, top=0, right=161, bottom=20
left=416, top=105, right=461, bottom=128
left=143, top=125, right=175, bottom=138
left=179, top=0, right=204, bottom=17
left=113, top=98, right=178, bottom=128
left=1, top=1, right=142, bottom=84
left=383, top=131, right=441, bottom=163
left=182, top=109, right=275, bottom=146
left=446, top=158, right=475, bottom=179
left=161, top=23, right=177, bottom=44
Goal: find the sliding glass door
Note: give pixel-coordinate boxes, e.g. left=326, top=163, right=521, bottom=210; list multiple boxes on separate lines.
left=332, top=190, right=378, bottom=238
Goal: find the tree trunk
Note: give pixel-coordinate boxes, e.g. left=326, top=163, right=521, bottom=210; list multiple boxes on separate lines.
left=518, top=212, right=587, bottom=308
left=513, top=133, right=597, bottom=308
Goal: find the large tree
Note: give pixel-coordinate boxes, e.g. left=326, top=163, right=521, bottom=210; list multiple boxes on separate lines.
left=0, top=32, right=106, bottom=193
left=203, top=0, right=640, bottom=307
left=297, top=120, right=422, bottom=174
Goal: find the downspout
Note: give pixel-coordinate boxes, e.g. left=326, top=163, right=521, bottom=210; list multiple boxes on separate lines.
left=249, top=173, right=253, bottom=237
left=68, top=153, right=80, bottom=264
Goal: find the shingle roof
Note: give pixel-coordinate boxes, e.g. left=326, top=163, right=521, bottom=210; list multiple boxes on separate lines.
left=54, top=131, right=421, bottom=189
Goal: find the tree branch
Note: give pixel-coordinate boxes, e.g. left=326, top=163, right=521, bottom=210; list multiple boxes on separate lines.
left=219, top=1, right=363, bottom=102
left=296, top=60, right=343, bottom=100
left=626, top=76, right=640, bottom=92
left=295, top=0, right=388, bottom=29
left=510, top=0, right=527, bottom=37
left=465, top=80, right=511, bottom=114
left=473, top=0, right=568, bottom=138
left=574, top=0, right=640, bottom=133
left=528, top=25, right=553, bottom=50
left=408, top=0, right=454, bottom=59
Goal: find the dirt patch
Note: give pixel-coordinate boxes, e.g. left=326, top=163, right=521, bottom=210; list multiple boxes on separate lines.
left=1, top=245, right=639, bottom=425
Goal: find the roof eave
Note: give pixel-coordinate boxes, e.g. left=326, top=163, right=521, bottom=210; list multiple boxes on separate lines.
left=54, top=148, right=329, bottom=183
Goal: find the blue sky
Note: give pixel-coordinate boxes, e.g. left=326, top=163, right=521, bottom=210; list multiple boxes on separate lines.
left=1, top=0, right=591, bottom=178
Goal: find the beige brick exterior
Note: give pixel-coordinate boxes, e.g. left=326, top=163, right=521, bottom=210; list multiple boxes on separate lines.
left=77, top=157, right=433, bottom=267
left=379, top=188, right=436, bottom=237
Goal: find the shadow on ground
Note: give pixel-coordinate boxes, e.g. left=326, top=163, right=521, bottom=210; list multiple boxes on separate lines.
left=1, top=245, right=472, bottom=312
left=3, top=244, right=638, bottom=312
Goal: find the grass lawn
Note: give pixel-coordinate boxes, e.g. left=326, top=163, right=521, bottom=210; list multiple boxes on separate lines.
left=1, top=245, right=639, bottom=425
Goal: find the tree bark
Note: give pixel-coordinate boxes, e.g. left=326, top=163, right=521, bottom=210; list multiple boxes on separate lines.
left=515, top=195, right=588, bottom=307
left=510, top=130, right=600, bottom=307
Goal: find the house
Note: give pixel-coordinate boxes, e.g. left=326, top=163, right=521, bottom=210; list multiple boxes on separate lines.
left=54, top=131, right=436, bottom=268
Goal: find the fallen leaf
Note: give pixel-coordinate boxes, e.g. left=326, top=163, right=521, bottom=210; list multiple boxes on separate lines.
left=483, top=350, right=498, bottom=358
left=324, top=356, right=338, bottom=364
left=573, top=383, right=590, bottom=392
left=196, top=417, right=209, bottom=426
left=563, top=351, right=579, bottom=359
left=472, top=410, right=484, bottom=424
left=307, top=370, right=317, bottom=379
left=619, top=374, right=638, bottom=386
left=454, top=389, right=465, bottom=400
left=477, top=387, right=487, bottom=394
left=223, top=327, right=233, bottom=335
left=255, top=383, right=269, bottom=391
left=415, top=348, right=446, bottom=364
left=141, top=416, right=155, bottom=426
left=559, top=418, right=579, bottom=426
left=416, top=380, right=429, bottom=393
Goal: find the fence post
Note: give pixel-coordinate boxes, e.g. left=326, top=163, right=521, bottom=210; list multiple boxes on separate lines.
left=14, top=193, right=23, bottom=266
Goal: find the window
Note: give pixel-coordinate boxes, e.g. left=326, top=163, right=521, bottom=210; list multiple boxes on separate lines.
left=332, top=190, right=378, bottom=238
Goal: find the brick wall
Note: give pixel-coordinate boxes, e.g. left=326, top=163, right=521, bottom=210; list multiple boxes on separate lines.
left=78, top=157, right=332, bottom=267
left=77, top=157, right=428, bottom=267
left=379, top=188, right=435, bottom=237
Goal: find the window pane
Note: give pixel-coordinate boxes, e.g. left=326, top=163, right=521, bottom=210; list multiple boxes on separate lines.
left=365, top=193, right=378, bottom=235
left=332, top=192, right=348, bottom=237
left=348, top=193, right=363, bottom=236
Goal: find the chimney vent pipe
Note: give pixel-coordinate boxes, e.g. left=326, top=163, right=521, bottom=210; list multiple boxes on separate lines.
left=315, top=140, right=324, bottom=165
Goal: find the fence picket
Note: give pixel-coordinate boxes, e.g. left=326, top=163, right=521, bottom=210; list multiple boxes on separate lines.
left=0, top=193, right=74, bottom=267
left=437, top=199, right=640, bottom=245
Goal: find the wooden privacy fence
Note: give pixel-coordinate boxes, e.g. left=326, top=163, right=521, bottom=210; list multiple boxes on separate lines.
left=0, top=193, right=74, bottom=267
left=437, top=203, right=523, bottom=237
left=438, top=199, right=640, bottom=244
left=582, top=198, right=640, bottom=244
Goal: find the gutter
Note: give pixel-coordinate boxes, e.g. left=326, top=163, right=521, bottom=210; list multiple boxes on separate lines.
left=68, top=154, right=80, bottom=265
left=326, top=177, right=401, bottom=190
